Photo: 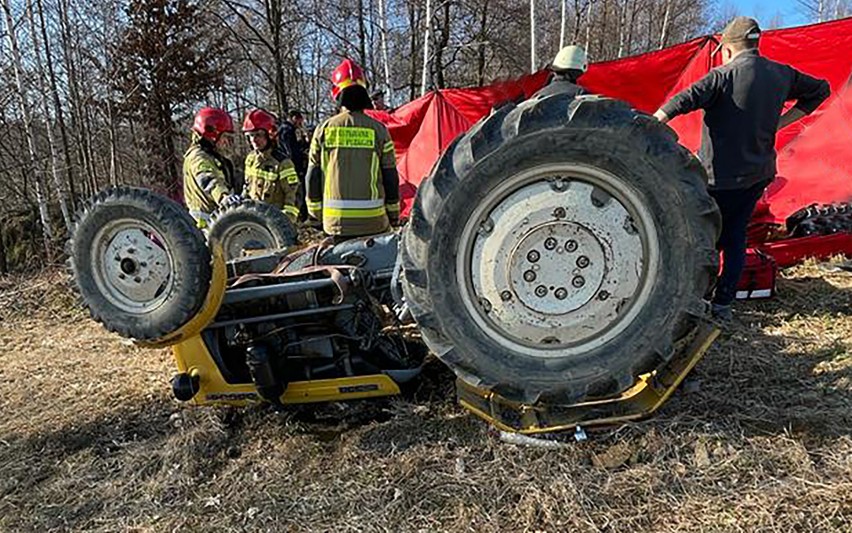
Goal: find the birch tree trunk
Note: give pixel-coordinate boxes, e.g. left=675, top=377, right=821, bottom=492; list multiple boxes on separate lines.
left=530, top=0, right=536, bottom=72
left=378, top=0, right=393, bottom=103
left=659, top=0, right=671, bottom=50
left=617, top=0, right=627, bottom=58
left=421, top=0, right=432, bottom=95
left=37, top=0, right=77, bottom=212
left=2, top=0, right=55, bottom=254
left=27, top=0, right=71, bottom=232
left=107, top=99, right=120, bottom=186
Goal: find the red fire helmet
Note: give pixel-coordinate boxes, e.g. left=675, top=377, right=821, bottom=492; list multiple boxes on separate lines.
left=242, top=108, right=278, bottom=138
left=331, top=58, right=368, bottom=100
left=192, top=107, right=234, bottom=142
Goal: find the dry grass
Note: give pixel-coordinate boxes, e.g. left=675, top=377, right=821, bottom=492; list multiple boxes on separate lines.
left=1, top=260, right=850, bottom=532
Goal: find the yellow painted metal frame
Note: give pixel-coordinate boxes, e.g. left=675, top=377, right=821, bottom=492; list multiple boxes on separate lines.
left=457, top=323, right=721, bottom=434
left=129, top=242, right=399, bottom=406
left=172, top=334, right=400, bottom=405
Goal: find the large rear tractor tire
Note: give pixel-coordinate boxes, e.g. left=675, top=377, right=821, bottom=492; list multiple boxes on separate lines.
left=207, top=200, right=298, bottom=261
left=401, top=95, right=721, bottom=404
left=68, top=187, right=212, bottom=341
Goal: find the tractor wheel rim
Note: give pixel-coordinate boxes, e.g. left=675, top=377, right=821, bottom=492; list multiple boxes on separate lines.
left=217, top=221, right=277, bottom=260
left=91, top=219, right=175, bottom=314
left=456, top=163, right=660, bottom=357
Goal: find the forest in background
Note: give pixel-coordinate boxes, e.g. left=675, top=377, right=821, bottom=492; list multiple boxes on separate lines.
left=0, top=0, right=849, bottom=272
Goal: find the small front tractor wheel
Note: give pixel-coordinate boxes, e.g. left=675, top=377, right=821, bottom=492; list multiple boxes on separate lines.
left=68, top=187, right=212, bottom=340
left=207, top=200, right=298, bottom=261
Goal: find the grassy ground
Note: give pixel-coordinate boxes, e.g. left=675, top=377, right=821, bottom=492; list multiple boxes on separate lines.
left=1, top=261, right=850, bottom=532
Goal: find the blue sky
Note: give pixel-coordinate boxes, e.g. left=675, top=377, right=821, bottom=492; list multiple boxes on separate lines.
left=731, top=0, right=811, bottom=28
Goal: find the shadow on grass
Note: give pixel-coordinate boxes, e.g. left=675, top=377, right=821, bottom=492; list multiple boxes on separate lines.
left=2, top=274, right=848, bottom=530
left=663, top=275, right=852, bottom=438
left=0, top=397, right=256, bottom=530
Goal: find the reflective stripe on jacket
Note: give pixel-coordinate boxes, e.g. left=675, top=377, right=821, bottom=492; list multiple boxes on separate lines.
left=306, top=109, right=399, bottom=236
left=244, top=147, right=300, bottom=221
left=183, top=136, right=234, bottom=219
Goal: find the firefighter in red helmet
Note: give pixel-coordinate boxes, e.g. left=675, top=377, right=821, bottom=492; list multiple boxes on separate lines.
left=242, top=109, right=300, bottom=221
left=183, top=107, right=240, bottom=227
left=305, top=59, right=400, bottom=238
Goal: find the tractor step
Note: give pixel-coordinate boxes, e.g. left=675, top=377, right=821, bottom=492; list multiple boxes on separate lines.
left=457, top=322, right=720, bottom=434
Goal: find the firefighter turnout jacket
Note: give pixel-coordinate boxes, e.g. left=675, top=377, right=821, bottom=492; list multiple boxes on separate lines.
left=183, top=134, right=235, bottom=226
left=244, top=146, right=300, bottom=221
left=306, top=108, right=400, bottom=237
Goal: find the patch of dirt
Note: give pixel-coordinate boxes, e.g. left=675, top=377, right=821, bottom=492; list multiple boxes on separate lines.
left=1, top=261, right=850, bottom=532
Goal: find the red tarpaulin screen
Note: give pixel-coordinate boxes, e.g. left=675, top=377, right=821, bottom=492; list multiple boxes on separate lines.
left=370, top=18, right=852, bottom=246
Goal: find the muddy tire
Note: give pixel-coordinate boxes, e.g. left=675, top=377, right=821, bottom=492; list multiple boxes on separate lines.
left=68, top=187, right=212, bottom=340
left=401, top=95, right=721, bottom=404
left=207, top=200, right=298, bottom=261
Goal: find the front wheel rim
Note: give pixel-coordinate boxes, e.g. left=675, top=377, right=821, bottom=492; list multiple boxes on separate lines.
left=90, top=219, right=175, bottom=314
left=216, top=221, right=277, bottom=259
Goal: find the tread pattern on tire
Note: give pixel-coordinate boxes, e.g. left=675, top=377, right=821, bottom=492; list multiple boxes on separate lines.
left=207, top=200, right=298, bottom=255
left=401, top=94, right=722, bottom=404
left=67, top=187, right=213, bottom=341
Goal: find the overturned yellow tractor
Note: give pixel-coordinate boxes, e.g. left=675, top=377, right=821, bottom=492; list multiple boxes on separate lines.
left=68, top=96, right=721, bottom=433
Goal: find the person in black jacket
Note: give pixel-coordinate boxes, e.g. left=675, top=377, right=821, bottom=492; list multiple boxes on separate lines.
left=278, top=110, right=308, bottom=220
left=654, top=17, right=830, bottom=321
left=533, top=45, right=588, bottom=99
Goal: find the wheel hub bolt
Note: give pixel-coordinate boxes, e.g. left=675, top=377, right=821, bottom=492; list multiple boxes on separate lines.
left=544, top=237, right=557, bottom=250
left=523, top=270, right=536, bottom=282
left=566, top=240, right=578, bottom=253
left=576, top=255, right=590, bottom=268
left=535, top=285, right=548, bottom=297
left=554, top=288, right=568, bottom=300
left=527, top=250, right=540, bottom=263
left=623, top=217, right=638, bottom=235
left=479, top=298, right=492, bottom=312
left=598, top=290, right=610, bottom=301
left=134, top=276, right=142, bottom=283
left=572, top=276, right=585, bottom=288
left=553, top=207, right=566, bottom=219
left=479, top=218, right=494, bottom=235
left=500, top=290, right=512, bottom=301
